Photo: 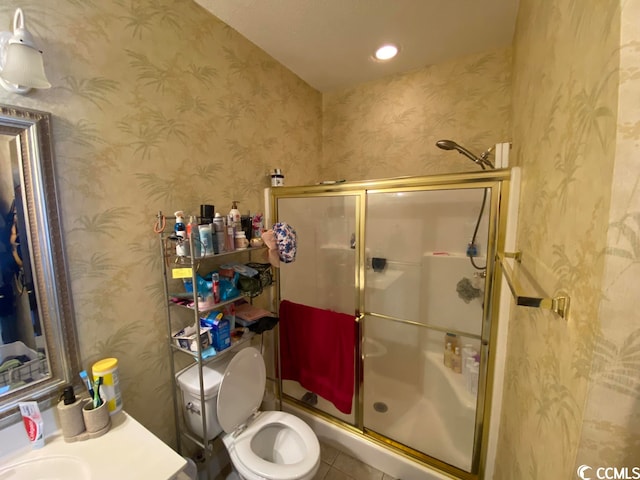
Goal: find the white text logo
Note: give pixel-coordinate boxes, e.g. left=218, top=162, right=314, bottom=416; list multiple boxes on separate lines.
left=577, top=465, right=640, bottom=480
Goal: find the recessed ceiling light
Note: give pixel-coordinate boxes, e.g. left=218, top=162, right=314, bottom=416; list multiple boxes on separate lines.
left=374, top=44, right=399, bottom=61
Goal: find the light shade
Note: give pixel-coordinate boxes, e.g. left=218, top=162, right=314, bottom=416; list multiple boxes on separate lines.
left=0, top=8, right=51, bottom=94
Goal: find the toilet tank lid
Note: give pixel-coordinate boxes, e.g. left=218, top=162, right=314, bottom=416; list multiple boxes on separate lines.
left=176, top=360, right=230, bottom=399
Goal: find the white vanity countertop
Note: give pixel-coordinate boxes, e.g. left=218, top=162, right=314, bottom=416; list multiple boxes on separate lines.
left=0, top=409, right=186, bottom=479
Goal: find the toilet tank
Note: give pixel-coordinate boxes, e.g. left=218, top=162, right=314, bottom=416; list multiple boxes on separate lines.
left=176, top=357, right=232, bottom=440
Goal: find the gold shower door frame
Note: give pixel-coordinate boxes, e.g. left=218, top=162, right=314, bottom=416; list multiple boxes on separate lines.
left=271, top=170, right=511, bottom=480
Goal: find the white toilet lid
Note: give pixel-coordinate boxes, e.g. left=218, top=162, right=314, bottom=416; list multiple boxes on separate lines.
left=217, top=347, right=266, bottom=433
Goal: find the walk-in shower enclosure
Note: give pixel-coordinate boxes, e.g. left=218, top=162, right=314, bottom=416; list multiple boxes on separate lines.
left=271, top=170, right=511, bottom=479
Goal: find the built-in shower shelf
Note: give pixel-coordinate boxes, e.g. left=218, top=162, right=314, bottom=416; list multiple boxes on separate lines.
left=498, top=251, right=570, bottom=320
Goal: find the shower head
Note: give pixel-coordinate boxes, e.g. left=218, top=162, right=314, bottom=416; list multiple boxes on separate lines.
left=436, top=139, right=494, bottom=169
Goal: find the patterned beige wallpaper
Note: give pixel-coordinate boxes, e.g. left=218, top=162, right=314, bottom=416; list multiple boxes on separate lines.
left=322, top=48, right=512, bottom=181
left=0, top=0, right=321, bottom=444
left=576, top=0, right=640, bottom=469
left=1, top=0, right=637, bottom=475
left=494, top=0, right=629, bottom=478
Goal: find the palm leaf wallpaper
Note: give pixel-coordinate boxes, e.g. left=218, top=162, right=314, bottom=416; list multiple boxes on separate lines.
left=0, top=0, right=638, bottom=475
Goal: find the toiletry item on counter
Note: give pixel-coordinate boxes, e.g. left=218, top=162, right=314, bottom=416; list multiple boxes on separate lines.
left=200, top=204, right=214, bottom=224
left=452, top=347, right=462, bottom=373
left=226, top=221, right=236, bottom=252
left=211, top=272, right=220, bottom=303
left=271, top=168, right=284, bottom=186
left=174, top=211, right=188, bottom=257
left=199, top=224, right=214, bottom=257
left=82, top=399, right=110, bottom=435
left=209, top=314, right=231, bottom=351
left=443, top=332, right=458, bottom=369
left=213, top=214, right=226, bottom=253
left=187, top=215, right=201, bottom=258
left=228, top=201, right=241, bottom=226
left=461, top=344, right=477, bottom=378
left=235, top=230, right=249, bottom=250
left=19, top=401, right=44, bottom=448
left=79, top=369, right=94, bottom=398
left=173, top=325, right=212, bottom=352
left=58, top=385, right=85, bottom=441
left=92, top=357, right=123, bottom=415
left=250, top=237, right=264, bottom=248
left=444, top=342, right=453, bottom=368
left=252, top=212, right=264, bottom=238
left=466, top=360, right=479, bottom=395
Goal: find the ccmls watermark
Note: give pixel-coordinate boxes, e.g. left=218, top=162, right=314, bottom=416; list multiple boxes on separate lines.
left=577, top=465, right=640, bottom=480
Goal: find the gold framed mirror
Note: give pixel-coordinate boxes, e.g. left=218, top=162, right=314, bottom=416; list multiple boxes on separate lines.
left=0, top=104, right=79, bottom=426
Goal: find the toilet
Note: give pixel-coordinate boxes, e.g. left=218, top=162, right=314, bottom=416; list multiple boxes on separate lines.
left=177, top=347, right=320, bottom=480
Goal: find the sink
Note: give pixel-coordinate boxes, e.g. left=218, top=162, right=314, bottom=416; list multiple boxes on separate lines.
left=0, top=454, right=91, bottom=480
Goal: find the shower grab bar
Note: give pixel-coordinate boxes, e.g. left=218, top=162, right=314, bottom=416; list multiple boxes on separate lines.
left=497, top=251, right=570, bottom=320
left=365, top=312, right=483, bottom=341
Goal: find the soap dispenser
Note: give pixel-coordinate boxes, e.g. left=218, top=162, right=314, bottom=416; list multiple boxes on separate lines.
left=57, top=385, right=85, bottom=440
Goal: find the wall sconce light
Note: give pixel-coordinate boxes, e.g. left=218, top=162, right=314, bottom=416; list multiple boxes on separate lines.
left=0, top=8, right=51, bottom=94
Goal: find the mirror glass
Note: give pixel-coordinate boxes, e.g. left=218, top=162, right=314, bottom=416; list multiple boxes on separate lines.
left=0, top=105, right=79, bottom=424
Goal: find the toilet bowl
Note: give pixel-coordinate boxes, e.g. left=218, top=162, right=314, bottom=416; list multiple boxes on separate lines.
left=217, top=347, right=320, bottom=480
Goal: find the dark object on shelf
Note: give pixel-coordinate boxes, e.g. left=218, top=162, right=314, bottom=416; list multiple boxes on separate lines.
left=248, top=316, right=279, bottom=334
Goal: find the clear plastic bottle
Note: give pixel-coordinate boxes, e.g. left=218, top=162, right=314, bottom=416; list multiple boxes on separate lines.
left=468, top=361, right=479, bottom=395
left=444, top=342, right=453, bottom=368
left=187, top=215, right=201, bottom=258
left=198, top=224, right=213, bottom=257
left=452, top=347, right=462, bottom=373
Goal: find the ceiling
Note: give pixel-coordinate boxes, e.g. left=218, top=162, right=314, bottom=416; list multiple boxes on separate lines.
left=194, top=0, right=520, bottom=92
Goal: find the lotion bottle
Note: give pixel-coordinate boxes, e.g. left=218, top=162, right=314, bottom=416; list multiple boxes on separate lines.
left=228, top=201, right=241, bottom=227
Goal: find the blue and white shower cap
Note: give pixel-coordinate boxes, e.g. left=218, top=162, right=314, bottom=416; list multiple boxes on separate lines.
left=273, top=222, right=297, bottom=263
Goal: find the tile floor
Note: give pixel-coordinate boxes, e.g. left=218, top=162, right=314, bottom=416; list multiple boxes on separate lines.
left=314, top=441, right=397, bottom=480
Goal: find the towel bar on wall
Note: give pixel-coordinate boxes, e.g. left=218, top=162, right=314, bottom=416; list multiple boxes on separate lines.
left=497, top=251, right=570, bottom=320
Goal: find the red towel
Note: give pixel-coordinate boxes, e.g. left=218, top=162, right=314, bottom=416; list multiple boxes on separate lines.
left=279, top=300, right=355, bottom=414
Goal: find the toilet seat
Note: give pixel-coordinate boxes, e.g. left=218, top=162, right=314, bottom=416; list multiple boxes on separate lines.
left=218, top=347, right=320, bottom=480
left=224, top=411, right=320, bottom=480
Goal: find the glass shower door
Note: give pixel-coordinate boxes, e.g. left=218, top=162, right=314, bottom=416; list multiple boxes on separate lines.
left=277, top=194, right=359, bottom=425
left=362, top=187, right=491, bottom=473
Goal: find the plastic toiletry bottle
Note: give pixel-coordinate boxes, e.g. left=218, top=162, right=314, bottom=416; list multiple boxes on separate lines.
left=199, top=224, right=213, bottom=257
left=92, top=357, right=122, bottom=415
left=57, top=385, right=85, bottom=439
left=174, top=211, right=189, bottom=257
left=228, top=201, right=241, bottom=226
left=468, top=361, right=479, bottom=395
left=187, top=215, right=201, bottom=258
left=213, top=213, right=226, bottom=253
left=444, top=342, right=453, bottom=368
left=211, top=272, right=220, bottom=303
left=461, top=344, right=475, bottom=378
left=226, top=219, right=236, bottom=252
left=452, top=347, right=462, bottom=373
